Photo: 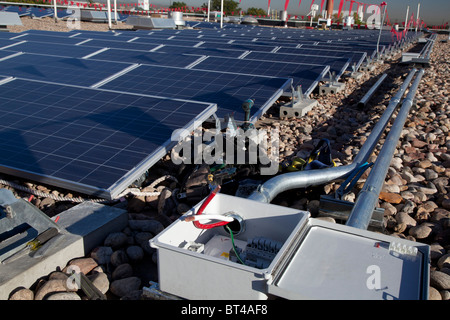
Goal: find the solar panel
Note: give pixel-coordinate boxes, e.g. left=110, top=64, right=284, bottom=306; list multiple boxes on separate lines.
left=243, top=52, right=349, bottom=79
left=0, top=51, right=19, bottom=60
left=0, top=52, right=137, bottom=87
left=59, top=30, right=281, bottom=52
left=87, top=48, right=203, bottom=68
left=2, top=6, right=31, bottom=17
left=11, top=33, right=165, bottom=51
left=0, top=78, right=217, bottom=199
left=198, top=42, right=278, bottom=52
left=30, top=7, right=53, bottom=18
left=99, top=65, right=292, bottom=123
left=276, top=46, right=367, bottom=70
left=6, top=33, right=87, bottom=45
left=153, top=45, right=247, bottom=59
left=55, top=8, right=75, bottom=19
left=0, top=40, right=105, bottom=59
left=190, top=56, right=329, bottom=96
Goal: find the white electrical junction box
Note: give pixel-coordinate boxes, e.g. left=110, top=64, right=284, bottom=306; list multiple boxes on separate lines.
left=150, top=194, right=430, bottom=300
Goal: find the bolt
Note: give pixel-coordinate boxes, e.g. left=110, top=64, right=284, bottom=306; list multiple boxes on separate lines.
left=4, top=205, right=13, bottom=218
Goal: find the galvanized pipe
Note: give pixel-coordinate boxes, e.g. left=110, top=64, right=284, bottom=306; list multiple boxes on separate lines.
left=346, top=69, right=425, bottom=230
left=357, top=73, right=388, bottom=109
left=423, top=34, right=437, bottom=60
left=248, top=68, right=418, bottom=204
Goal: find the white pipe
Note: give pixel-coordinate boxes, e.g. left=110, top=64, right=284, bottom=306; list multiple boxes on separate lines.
left=107, top=0, right=112, bottom=29
left=405, top=5, right=409, bottom=32
left=220, top=0, right=224, bottom=28
left=114, top=0, right=118, bottom=24
left=53, top=0, right=58, bottom=21
left=415, top=3, right=420, bottom=33
left=207, top=0, right=210, bottom=22
left=377, top=4, right=387, bottom=56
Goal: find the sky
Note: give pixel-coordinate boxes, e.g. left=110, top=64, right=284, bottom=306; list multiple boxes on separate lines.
left=148, top=0, right=450, bottom=25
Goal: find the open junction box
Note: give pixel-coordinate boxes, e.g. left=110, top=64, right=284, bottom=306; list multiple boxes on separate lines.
left=150, top=194, right=429, bottom=300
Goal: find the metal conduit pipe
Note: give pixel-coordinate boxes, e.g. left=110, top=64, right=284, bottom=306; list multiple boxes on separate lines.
left=357, top=73, right=388, bottom=109
left=346, top=69, right=425, bottom=230
left=424, top=34, right=437, bottom=60
left=248, top=68, right=418, bottom=204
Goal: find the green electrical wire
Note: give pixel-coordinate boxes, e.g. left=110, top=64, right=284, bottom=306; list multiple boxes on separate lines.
left=225, top=225, right=246, bottom=266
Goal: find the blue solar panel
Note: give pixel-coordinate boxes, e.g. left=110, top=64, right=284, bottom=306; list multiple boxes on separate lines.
left=0, top=51, right=18, bottom=60
left=30, top=7, right=53, bottom=18
left=99, top=65, right=292, bottom=122
left=2, top=6, right=31, bottom=17
left=55, top=8, right=75, bottom=19
left=0, top=52, right=136, bottom=87
left=191, top=57, right=329, bottom=96
left=276, top=46, right=367, bottom=70
left=6, top=33, right=87, bottom=45
left=153, top=45, right=247, bottom=59
left=244, top=52, right=350, bottom=79
left=56, top=30, right=280, bottom=52
left=12, top=33, right=164, bottom=51
left=0, top=40, right=104, bottom=59
left=88, top=48, right=202, bottom=68
left=0, top=78, right=216, bottom=199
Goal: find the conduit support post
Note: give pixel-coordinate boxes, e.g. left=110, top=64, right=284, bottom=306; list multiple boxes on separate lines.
left=248, top=68, right=418, bottom=204
left=346, top=69, right=425, bottom=230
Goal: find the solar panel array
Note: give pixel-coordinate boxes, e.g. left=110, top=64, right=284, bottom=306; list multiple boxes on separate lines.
left=0, top=77, right=216, bottom=199
left=0, top=18, right=404, bottom=199
left=0, top=5, right=74, bottom=19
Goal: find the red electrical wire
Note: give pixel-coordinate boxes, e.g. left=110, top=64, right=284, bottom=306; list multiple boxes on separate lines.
left=190, top=185, right=230, bottom=229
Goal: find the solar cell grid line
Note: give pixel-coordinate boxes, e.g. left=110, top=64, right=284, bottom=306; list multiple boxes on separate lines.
left=0, top=52, right=138, bottom=87
left=0, top=77, right=217, bottom=200
left=98, top=64, right=292, bottom=123
left=0, top=39, right=25, bottom=50
left=0, top=51, right=21, bottom=61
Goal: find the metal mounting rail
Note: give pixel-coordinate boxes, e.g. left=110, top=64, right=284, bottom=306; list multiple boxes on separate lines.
left=346, top=69, right=425, bottom=230
left=248, top=68, right=418, bottom=204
